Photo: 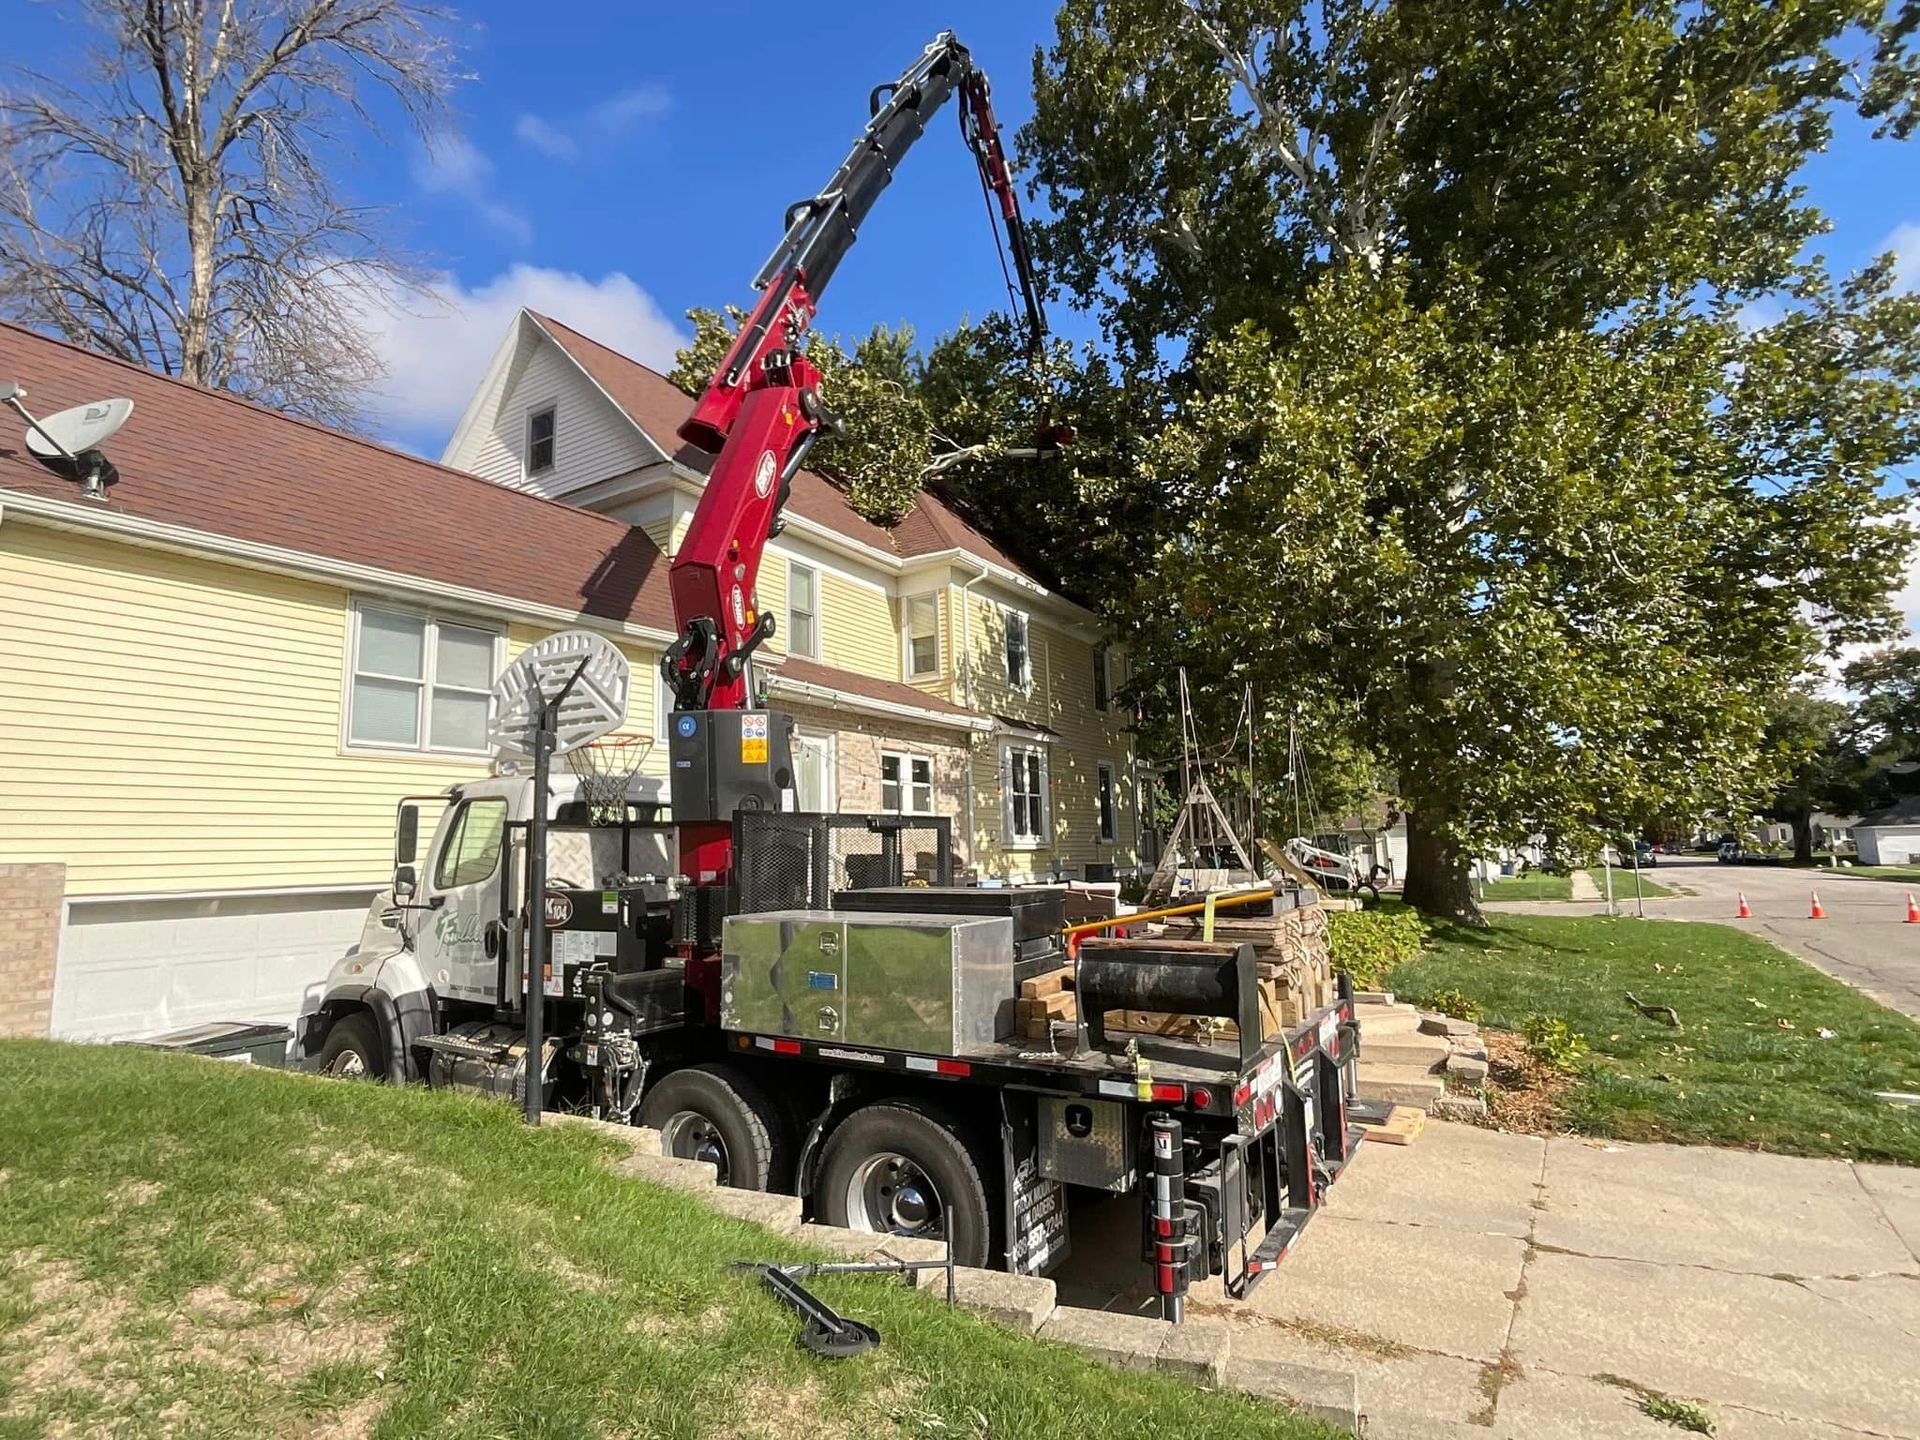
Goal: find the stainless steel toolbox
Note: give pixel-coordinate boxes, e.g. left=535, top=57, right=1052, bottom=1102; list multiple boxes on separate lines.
left=721, top=909, right=1016, bottom=1055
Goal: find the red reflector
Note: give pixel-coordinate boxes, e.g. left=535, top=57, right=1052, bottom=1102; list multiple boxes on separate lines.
left=934, top=1059, right=970, bottom=1077
left=1232, top=1083, right=1252, bottom=1107
left=771, top=1039, right=801, bottom=1055
left=1150, top=1082, right=1185, bottom=1103
left=1189, top=1087, right=1213, bottom=1110
left=1153, top=1217, right=1173, bottom=1238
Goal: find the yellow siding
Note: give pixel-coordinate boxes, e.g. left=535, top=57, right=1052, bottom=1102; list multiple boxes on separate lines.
left=0, top=525, right=660, bottom=896
left=955, top=590, right=1137, bottom=878
left=817, top=571, right=895, bottom=680
left=901, top=587, right=954, bottom=704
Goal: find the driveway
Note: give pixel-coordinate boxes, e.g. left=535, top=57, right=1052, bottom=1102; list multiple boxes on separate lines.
left=1052, top=1123, right=1920, bottom=1438
left=1491, top=854, right=1920, bottom=1022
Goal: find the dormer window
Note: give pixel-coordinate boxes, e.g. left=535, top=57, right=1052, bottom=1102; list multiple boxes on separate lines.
left=526, top=404, right=556, bottom=475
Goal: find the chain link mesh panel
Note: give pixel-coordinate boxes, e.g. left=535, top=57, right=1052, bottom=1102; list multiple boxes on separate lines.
left=733, top=812, right=954, bottom=913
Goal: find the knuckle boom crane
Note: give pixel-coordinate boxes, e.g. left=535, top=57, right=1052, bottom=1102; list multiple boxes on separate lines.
left=659, top=31, right=1048, bottom=894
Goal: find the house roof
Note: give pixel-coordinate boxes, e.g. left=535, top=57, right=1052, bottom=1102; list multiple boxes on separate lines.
left=527, top=312, right=1035, bottom=579
left=0, top=321, right=677, bottom=634
left=769, top=655, right=985, bottom=728
left=1855, top=795, right=1920, bottom=829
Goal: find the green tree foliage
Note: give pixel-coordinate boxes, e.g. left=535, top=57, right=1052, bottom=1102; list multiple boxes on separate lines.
left=1024, top=0, right=1920, bottom=920
left=1846, top=646, right=1920, bottom=760
left=1759, top=689, right=1865, bottom=862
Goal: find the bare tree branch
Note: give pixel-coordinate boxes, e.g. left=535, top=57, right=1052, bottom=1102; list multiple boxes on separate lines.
left=0, top=0, right=461, bottom=427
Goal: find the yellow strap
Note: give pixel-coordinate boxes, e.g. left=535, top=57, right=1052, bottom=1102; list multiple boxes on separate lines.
left=1203, top=891, right=1219, bottom=942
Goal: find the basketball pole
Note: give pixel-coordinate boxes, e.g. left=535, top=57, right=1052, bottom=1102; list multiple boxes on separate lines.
left=525, top=657, right=590, bottom=1127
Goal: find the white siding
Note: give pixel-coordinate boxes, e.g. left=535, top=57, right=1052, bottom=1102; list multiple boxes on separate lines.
left=455, top=335, right=653, bottom=498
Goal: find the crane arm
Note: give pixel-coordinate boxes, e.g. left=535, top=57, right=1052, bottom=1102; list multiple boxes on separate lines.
left=662, top=32, right=1045, bottom=715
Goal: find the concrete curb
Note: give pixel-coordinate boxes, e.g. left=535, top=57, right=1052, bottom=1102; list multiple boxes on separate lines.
left=556, top=1113, right=1361, bottom=1431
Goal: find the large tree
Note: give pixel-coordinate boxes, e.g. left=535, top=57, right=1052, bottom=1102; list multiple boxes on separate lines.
left=1024, top=0, right=1920, bottom=920
left=1760, top=689, right=1865, bottom=863
left=0, top=0, right=460, bottom=428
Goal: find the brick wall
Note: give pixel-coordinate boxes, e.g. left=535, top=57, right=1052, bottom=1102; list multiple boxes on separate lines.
left=782, top=704, right=974, bottom=868
left=0, top=862, right=64, bottom=1037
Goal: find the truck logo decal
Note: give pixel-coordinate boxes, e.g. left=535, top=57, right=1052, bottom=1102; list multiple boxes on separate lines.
left=544, top=892, right=573, bottom=926
left=816, top=1046, right=885, bottom=1065
left=754, top=449, right=778, bottom=497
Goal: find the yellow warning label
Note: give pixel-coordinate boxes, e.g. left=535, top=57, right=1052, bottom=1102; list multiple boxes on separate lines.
left=741, top=712, right=769, bottom=765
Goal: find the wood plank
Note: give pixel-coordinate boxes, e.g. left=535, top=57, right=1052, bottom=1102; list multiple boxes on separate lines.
left=1357, top=1106, right=1426, bottom=1146
left=1019, top=969, right=1073, bottom=1001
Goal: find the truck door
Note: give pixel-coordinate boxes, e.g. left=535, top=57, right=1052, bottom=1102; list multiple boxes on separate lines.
left=414, top=795, right=510, bottom=1003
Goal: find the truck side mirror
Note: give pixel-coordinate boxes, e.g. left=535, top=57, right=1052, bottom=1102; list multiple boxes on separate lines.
left=396, top=804, right=421, bottom=865
left=394, top=864, right=417, bottom=901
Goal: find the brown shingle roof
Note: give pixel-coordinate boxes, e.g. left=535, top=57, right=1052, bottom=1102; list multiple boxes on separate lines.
left=528, top=311, right=1033, bottom=578
left=0, top=322, right=676, bottom=633
left=771, top=655, right=983, bottom=722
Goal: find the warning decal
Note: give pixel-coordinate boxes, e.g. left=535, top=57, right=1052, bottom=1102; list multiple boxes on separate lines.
left=740, top=711, right=769, bottom=765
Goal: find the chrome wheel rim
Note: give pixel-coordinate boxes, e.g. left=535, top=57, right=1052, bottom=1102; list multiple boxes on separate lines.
left=326, top=1049, right=367, bottom=1079
left=660, top=1111, right=730, bottom=1185
left=844, top=1152, right=942, bottom=1238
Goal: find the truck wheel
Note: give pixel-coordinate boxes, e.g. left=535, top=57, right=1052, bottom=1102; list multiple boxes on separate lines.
left=316, top=1012, right=386, bottom=1080
left=636, top=1064, right=793, bottom=1192
left=814, top=1101, right=996, bottom=1269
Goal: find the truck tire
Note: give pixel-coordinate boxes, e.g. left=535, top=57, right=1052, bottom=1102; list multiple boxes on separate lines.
left=637, top=1064, right=793, bottom=1192
left=315, top=1012, right=387, bottom=1080
left=814, top=1100, right=996, bottom=1269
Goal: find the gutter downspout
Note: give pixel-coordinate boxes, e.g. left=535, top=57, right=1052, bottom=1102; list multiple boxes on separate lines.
left=958, top=561, right=991, bottom=878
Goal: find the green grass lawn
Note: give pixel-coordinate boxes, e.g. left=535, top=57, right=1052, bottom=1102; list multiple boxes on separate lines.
left=1584, top=868, right=1676, bottom=900
left=0, top=1042, right=1335, bottom=1440
left=1838, top=865, right=1920, bottom=885
left=1476, top=872, right=1573, bottom=901
left=1386, top=914, right=1920, bottom=1165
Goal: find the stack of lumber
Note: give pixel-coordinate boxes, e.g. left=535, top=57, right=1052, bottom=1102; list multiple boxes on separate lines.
left=1017, top=968, right=1077, bottom=1039
left=1155, top=904, right=1337, bottom=1026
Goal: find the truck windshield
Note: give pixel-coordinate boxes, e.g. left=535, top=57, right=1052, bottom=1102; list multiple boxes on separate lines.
left=435, top=799, right=507, bottom=888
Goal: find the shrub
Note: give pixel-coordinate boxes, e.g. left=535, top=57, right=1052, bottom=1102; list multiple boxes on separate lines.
left=1522, top=1015, right=1589, bottom=1073
left=1329, top=906, right=1431, bottom=990
left=1424, top=988, right=1482, bottom=1022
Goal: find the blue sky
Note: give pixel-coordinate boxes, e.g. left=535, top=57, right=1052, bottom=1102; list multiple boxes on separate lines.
left=4, top=2, right=1917, bottom=464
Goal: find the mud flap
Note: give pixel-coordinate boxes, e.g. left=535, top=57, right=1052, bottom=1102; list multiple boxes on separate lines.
left=1000, top=1091, right=1069, bottom=1275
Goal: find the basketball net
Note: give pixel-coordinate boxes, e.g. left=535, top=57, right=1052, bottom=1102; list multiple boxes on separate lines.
left=570, top=731, right=654, bottom=823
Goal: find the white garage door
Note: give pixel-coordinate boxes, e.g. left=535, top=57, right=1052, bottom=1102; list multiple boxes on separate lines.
left=52, top=889, right=379, bottom=1041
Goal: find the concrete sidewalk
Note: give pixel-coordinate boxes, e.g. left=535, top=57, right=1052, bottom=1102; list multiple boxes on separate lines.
left=1053, top=1123, right=1920, bottom=1438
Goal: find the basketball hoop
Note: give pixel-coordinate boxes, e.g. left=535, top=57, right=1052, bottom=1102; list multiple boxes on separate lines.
left=570, top=731, right=655, bottom=823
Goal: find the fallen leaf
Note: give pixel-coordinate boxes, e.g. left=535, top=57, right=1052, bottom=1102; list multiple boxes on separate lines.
left=1776, top=1018, right=1795, bottom=1029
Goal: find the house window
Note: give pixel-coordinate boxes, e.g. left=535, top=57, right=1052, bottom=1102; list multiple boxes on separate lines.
left=1093, top=643, right=1111, bottom=711
left=434, top=799, right=508, bottom=889
left=881, top=750, right=935, bottom=815
left=1004, top=609, right=1030, bottom=689
left=349, top=603, right=500, bottom=754
left=1005, top=744, right=1048, bottom=846
left=904, top=594, right=939, bottom=679
left=793, top=731, right=836, bottom=812
left=1097, top=763, right=1117, bottom=843
left=788, top=561, right=819, bottom=658
left=526, top=404, right=556, bottom=475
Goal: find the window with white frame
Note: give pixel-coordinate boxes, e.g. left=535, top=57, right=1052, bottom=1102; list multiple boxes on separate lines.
left=348, top=603, right=500, bottom=754
left=526, top=404, right=556, bottom=475
left=903, top=594, right=939, bottom=679
left=1004, top=743, right=1048, bottom=845
left=1003, top=608, right=1030, bottom=689
left=881, top=750, right=935, bottom=815
left=788, top=561, right=819, bottom=658
left=1097, top=762, right=1118, bottom=843
left=1093, top=643, right=1111, bottom=711
left=793, top=730, right=837, bottom=813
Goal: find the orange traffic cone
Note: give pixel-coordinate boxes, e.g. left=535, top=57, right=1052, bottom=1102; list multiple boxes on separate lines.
left=1905, top=893, right=1920, bottom=924
left=1809, top=891, right=1826, bottom=920
left=1736, top=892, right=1752, bottom=919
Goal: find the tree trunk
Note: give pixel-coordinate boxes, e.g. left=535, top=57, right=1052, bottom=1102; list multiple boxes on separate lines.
left=1791, top=812, right=1815, bottom=865
left=1401, top=810, right=1485, bottom=926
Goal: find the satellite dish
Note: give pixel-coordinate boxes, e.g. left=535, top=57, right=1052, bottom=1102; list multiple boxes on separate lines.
left=24, top=397, right=133, bottom=460
left=490, top=629, right=630, bottom=758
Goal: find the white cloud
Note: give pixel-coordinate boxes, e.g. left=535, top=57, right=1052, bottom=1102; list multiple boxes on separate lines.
left=592, top=84, right=672, bottom=133
left=1885, top=222, right=1920, bottom=293
left=513, top=113, right=578, bottom=162
left=351, top=264, right=688, bottom=452
left=412, top=133, right=532, bottom=247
